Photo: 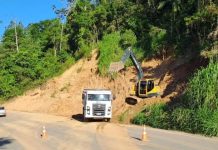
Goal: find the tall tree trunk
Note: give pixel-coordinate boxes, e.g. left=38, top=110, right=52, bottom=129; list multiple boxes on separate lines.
left=14, top=21, right=19, bottom=53
left=59, top=23, right=64, bottom=52
left=170, top=15, right=173, bottom=38
left=53, top=34, right=57, bottom=57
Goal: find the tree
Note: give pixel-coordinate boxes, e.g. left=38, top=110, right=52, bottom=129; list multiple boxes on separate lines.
left=14, top=21, right=19, bottom=53
left=27, top=19, right=64, bottom=56
left=120, top=29, right=137, bottom=48
left=149, top=26, right=167, bottom=58
left=2, top=21, right=24, bottom=53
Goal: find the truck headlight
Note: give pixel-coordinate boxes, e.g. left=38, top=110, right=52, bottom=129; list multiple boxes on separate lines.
left=107, top=107, right=111, bottom=115
left=87, top=106, right=90, bottom=115
left=108, top=107, right=111, bottom=112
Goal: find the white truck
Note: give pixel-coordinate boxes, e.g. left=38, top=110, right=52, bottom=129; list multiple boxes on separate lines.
left=82, top=89, right=113, bottom=122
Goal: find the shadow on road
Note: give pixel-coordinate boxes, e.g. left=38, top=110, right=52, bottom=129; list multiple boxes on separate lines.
left=0, top=138, right=14, bottom=147
left=131, top=136, right=141, bottom=141
left=71, top=114, right=107, bottom=122
left=71, top=114, right=84, bottom=122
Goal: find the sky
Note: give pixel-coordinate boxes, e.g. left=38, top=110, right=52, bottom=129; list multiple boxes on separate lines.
left=0, top=0, right=67, bottom=38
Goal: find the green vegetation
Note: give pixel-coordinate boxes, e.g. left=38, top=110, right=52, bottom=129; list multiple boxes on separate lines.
left=186, top=60, right=218, bottom=109
left=133, top=103, right=169, bottom=128
left=0, top=1, right=217, bottom=137
left=98, top=32, right=122, bottom=76
left=119, top=109, right=130, bottom=123
left=64, top=0, right=217, bottom=78
left=98, top=30, right=145, bottom=76
left=0, top=20, right=74, bottom=100
left=133, top=60, right=218, bottom=136
left=66, top=0, right=217, bottom=57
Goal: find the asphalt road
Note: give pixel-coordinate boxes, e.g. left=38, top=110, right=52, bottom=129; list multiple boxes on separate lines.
left=0, top=111, right=217, bottom=150
left=127, top=125, right=218, bottom=150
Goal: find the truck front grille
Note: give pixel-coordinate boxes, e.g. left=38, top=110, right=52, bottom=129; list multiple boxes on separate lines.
left=93, top=104, right=105, bottom=116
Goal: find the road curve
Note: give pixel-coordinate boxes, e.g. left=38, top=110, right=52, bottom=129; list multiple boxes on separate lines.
left=0, top=111, right=217, bottom=150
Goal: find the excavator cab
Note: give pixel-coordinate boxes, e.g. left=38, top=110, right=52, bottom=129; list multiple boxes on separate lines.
left=130, top=79, right=160, bottom=98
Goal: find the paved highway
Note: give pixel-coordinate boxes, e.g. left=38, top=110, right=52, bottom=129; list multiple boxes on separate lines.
left=0, top=111, right=217, bottom=150
left=127, top=125, right=218, bottom=150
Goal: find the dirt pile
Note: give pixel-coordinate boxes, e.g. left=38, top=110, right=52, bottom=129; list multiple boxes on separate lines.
left=4, top=50, right=205, bottom=122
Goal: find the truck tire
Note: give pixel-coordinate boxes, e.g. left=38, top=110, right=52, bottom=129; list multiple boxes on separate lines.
left=82, top=107, right=88, bottom=122
left=83, top=117, right=89, bottom=122
left=105, top=118, right=111, bottom=122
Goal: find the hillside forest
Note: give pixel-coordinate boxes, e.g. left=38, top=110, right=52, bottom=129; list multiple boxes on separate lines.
left=0, top=0, right=217, bottom=136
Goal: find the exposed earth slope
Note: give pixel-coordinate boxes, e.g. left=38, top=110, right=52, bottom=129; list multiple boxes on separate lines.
left=4, top=50, right=206, bottom=122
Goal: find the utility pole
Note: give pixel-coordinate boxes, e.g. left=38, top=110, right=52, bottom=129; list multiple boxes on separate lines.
left=14, top=20, right=19, bottom=53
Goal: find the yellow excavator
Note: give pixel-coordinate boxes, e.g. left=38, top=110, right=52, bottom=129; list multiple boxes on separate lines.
left=109, top=47, right=161, bottom=98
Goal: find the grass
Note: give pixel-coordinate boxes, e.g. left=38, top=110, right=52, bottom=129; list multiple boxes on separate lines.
left=132, top=60, right=218, bottom=136
left=119, top=109, right=130, bottom=123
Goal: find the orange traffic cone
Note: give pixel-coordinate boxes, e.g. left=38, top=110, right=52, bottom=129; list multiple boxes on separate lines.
left=41, top=126, right=48, bottom=139
left=141, top=125, right=148, bottom=141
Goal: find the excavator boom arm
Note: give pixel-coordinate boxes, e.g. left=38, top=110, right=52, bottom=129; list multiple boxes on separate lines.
left=109, top=47, right=144, bottom=80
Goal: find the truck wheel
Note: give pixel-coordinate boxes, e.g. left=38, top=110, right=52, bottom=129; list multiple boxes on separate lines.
left=83, top=117, right=88, bottom=122
left=106, top=118, right=111, bottom=122
left=82, top=107, right=86, bottom=122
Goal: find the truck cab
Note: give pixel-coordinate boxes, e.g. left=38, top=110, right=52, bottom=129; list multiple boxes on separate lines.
left=82, top=89, right=113, bottom=122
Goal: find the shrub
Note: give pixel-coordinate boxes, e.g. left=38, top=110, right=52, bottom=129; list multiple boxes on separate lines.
left=98, top=32, right=145, bottom=76
left=74, top=40, right=92, bottom=60
left=119, top=109, right=130, bottom=123
left=170, top=108, right=193, bottom=132
left=132, top=61, right=218, bottom=136
left=195, top=108, right=218, bottom=136
left=149, top=26, right=167, bottom=56
left=120, top=30, right=137, bottom=49
left=132, top=112, right=146, bottom=125
left=133, top=103, right=169, bottom=129
left=186, top=61, right=218, bottom=109
left=98, top=32, right=123, bottom=76
left=144, top=103, right=169, bottom=128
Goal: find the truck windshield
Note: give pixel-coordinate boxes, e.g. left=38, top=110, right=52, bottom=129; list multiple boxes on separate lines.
left=88, top=94, right=110, bottom=101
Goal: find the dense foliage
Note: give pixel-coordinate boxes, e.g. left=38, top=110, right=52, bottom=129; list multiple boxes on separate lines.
left=133, top=60, right=218, bottom=136
left=98, top=32, right=122, bottom=76
left=98, top=31, right=142, bottom=75
left=64, top=0, right=217, bottom=77
left=66, top=0, right=217, bottom=58
left=0, top=1, right=217, bottom=135
left=0, top=20, right=74, bottom=100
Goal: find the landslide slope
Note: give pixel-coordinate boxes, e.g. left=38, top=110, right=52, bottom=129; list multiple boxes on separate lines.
left=5, top=50, right=205, bottom=122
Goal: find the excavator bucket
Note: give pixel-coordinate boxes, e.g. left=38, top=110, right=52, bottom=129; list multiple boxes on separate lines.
left=109, top=61, right=124, bottom=73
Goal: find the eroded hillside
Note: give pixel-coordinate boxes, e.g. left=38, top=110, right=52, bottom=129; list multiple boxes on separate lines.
left=4, top=50, right=207, bottom=122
